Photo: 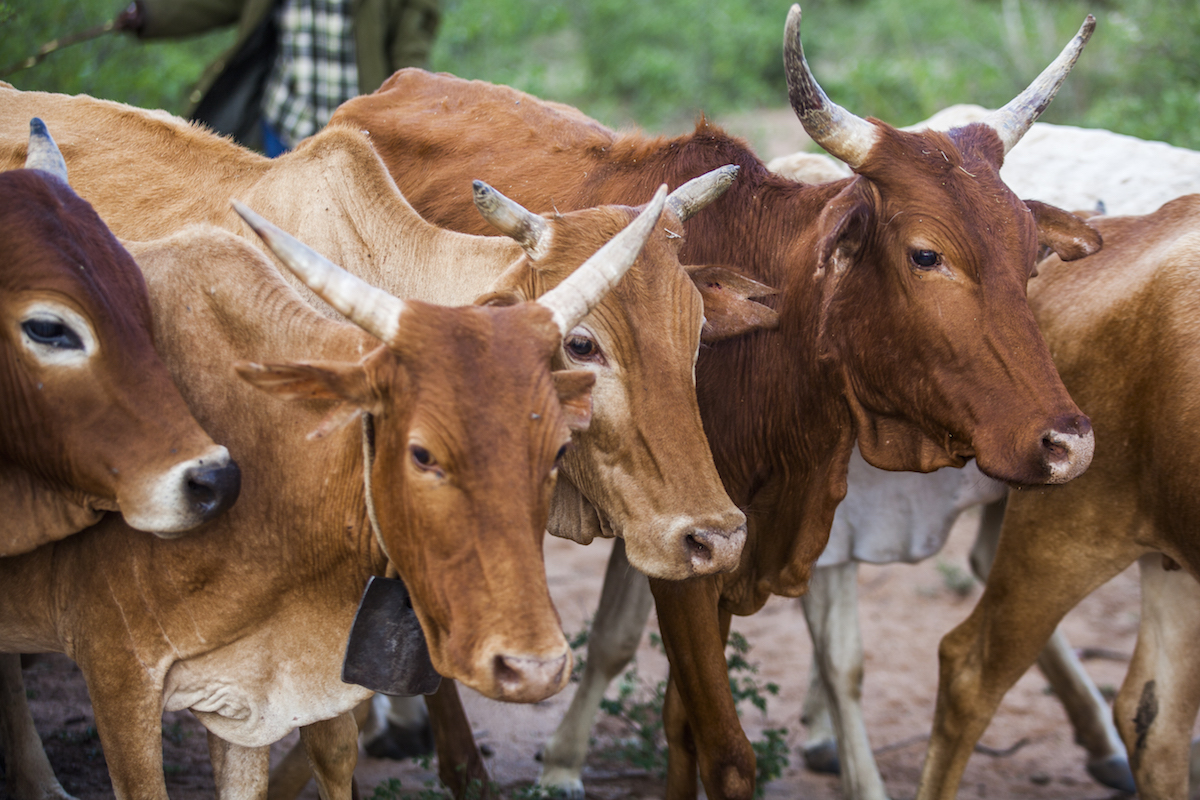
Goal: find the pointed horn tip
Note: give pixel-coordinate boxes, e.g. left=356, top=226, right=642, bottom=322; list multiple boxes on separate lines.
left=231, top=198, right=269, bottom=235
left=29, top=118, right=48, bottom=137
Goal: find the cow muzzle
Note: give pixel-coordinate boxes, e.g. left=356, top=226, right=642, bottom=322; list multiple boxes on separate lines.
left=1040, top=413, right=1094, bottom=484
left=684, top=523, right=749, bottom=576
left=462, top=637, right=572, bottom=703
left=624, top=511, right=748, bottom=580
left=119, top=445, right=242, bottom=534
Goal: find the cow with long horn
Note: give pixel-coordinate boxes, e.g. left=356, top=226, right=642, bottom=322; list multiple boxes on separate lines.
left=325, top=7, right=1102, bottom=798
left=0, top=185, right=674, bottom=799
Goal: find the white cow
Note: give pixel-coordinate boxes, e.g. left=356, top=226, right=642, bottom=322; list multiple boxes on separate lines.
left=531, top=109, right=1200, bottom=800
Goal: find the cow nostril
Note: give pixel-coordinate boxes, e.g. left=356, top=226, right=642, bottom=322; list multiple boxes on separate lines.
left=1041, top=435, right=1069, bottom=463
left=686, top=532, right=713, bottom=563
left=186, top=461, right=242, bottom=519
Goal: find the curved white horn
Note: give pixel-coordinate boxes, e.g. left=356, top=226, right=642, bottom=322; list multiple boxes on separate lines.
left=25, top=118, right=69, bottom=183
left=980, top=15, right=1095, bottom=154
left=232, top=200, right=406, bottom=345
left=473, top=180, right=552, bottom=259
left=538, top=185, right=668, bottom=336
left=783, top=5, right=879, bottom=170
left=666, top=165, right=739, bottom=221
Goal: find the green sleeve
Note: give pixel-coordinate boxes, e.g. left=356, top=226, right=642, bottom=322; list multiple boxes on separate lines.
left=137, top=0, right=249, bottom=40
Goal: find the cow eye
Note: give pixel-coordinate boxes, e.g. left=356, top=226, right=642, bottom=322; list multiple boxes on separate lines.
left=911, top=249, right=941, bottom=270
left=410, top=445, right=437, bottom=471
left=22, top=318, right=83, bottom=350
left=565, top=335, right=599, bottom=360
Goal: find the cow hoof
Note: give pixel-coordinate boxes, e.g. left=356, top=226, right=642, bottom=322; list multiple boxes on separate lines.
left=802, top=740, right=841, bottom=775
left=536, top=768, right=584, bottom=800
left=1085, top=754, right=1135, bottom=794
left=363, top=718, right=435, bottom=761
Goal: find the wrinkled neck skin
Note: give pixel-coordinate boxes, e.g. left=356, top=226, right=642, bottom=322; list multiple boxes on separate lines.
left=0, top=465, right=106, bottom=556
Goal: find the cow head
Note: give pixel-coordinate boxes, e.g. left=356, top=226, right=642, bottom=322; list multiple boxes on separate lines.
left=0, top=119, right=239, bottom=555
left=472, top=171, right=762, bottom=579
left=785, top=6, right=1100, bottom=486
left=233, top=191, right=665, bottom=702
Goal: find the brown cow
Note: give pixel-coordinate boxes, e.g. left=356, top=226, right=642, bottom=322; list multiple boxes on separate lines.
left=0, top=119, right=239, bottom=800
left=0, top=119, right=240, bottom=556
left=0, top=185, right=668, bottom=799
left=0, top=84, right=763, bottom=582
left=917, top=194, right=1200, bottom=800
left=326, top=7, right=1101, bottom=798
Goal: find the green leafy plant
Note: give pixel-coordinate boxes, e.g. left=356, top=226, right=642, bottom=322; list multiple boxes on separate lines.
left=593, top=627, right=789, bottom=797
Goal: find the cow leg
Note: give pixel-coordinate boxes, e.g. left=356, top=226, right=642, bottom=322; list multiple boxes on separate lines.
left=0, top=653, right=75, bottom=800
left=917, top=498, right=1137, bottom=800
left=208, top=731, right=269, bottom=800
left=1112, top=554, right=1200, bottom=800
left=652, top=576, right=755, bottom=800
left=363, top=696, right=433, bottom=761
left=268, top=699, right=374, bottom=800
left=801, top=561, right=890, bottom=800
left=425, top=679, right=493, bottom=799
left=798, top=658, right=840, bottom=775
left=539, top=539, right=654, bottom=798
left=968, top=500, right=1134, bottom=793
left=79, top=661, right=169, bottom=800
left=298, top=713, right=359, bottom=800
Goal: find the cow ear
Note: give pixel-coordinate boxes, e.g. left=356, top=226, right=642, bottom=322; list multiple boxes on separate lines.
left=1026, top=200, right=1103, bottom=262
left=815, top=179, right=872, bottom=277
left=686, top=265, right=780, bottom=342
left=552, top=369, right=595, bottom=432
left=235, top=360, right=382, bottom=407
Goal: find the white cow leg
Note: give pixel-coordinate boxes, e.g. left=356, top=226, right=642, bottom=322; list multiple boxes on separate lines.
left=208, top=731, right=269, bottom=800
left=968, top=500, right=1134, bottom=793
left=539, top=538, right=654, bottom=798
left=0, top=654, right=75, bottom=800
left=1035, top=631, right=1134, bottom=792
left=801, top=561, right=890, bottom=800
left=799, top=657, right=839, bottom=775
left=1113, top=555, right=1200, bottom=800
left=364, top=695, right=433, bottom=761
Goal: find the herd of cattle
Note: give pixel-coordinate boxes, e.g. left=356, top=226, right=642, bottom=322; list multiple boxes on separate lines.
left=3, top=4, right=1200, bottom=799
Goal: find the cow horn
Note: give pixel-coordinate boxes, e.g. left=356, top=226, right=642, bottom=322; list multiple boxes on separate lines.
left=473, top=180, right=551, bottom=260
left=232, top=200, right=406, bottom=345
left=980, top=15, right=1095, bottom=154
left=666, top=165, right=739, bottom=221
left=783, top=5, right=879, bottom=170
left=25, top=118, right=69, bottom=183
left=538, top=185, right=668, bottom=336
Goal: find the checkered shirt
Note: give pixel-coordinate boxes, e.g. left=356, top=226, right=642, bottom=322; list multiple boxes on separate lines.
left=261, top=0, right=359, bottom=149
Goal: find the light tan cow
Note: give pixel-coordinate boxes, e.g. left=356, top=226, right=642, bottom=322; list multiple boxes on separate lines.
left=0, top=183, right=669, bottom=799
left=917, top=195, right=1200, bottom=799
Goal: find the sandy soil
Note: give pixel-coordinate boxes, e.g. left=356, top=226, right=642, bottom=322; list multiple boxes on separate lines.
left=13, top=505, right=1155, bottom=800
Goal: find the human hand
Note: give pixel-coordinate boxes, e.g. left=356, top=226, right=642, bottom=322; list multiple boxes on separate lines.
left=113, top=1, right=145, bottom=34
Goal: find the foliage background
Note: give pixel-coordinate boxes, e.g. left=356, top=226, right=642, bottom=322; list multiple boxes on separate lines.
left=3, top=0, right=1199, bottom=149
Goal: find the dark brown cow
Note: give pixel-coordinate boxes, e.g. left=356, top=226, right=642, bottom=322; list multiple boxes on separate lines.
left=327, top=7, right=1101, bottom=798
left=0, top=119, right=239, bottom=556
left=0, top=186, right=668, bottom=799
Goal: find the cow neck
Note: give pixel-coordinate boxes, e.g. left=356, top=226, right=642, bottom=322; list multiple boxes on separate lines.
left=0, top=466, right=105, bottom=557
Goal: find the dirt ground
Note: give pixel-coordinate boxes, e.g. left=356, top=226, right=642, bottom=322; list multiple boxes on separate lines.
left=14, top=505, right=1159, bottom=800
